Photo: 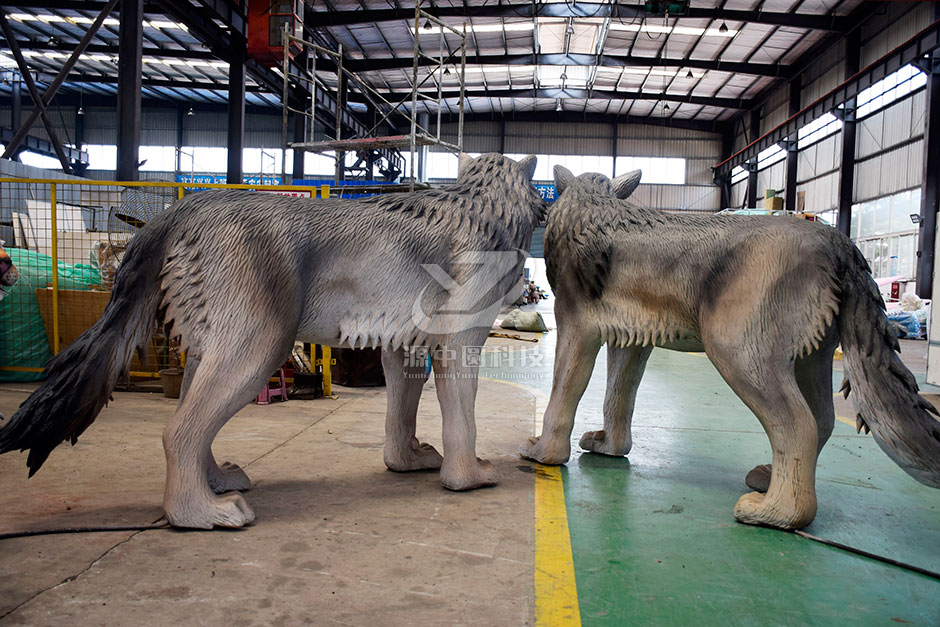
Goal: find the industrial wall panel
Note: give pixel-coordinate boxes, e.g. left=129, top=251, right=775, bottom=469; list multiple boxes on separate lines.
left=630, top=184, right=720, bottom=212
left=182, top=112, right=229, bottom=147
left=616, top=136, right=721, bottom=159
left=857, top=109, right=885, bottom=158
left=797, top=133, right=841, bottom=181
left=433, top=121, right=502, bottom=153
left=912, top=89, right=926, bottom=132
left=81, top=107, right=116, bottom=144
left=686, top=158, right=716, bottom=186
left=617, top=125, right=716, bottom=141
left=757, top=161, right=786, bottom=196
left=245, top=112, right=283, bottom=148
left=762, top=87, right=790, bottom=131
left=797, top=172, right=838, bottom=214
left=801, top=60, right=845, bottom=107
left=861, top=2, right=931, bottom=67
left=140, top=108, right=178, bottom=146
left=731, top=179, right=747, bottom=208
left=854, top=140, right=924, bottom=203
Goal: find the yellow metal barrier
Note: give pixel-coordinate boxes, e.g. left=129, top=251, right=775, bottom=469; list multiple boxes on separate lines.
left=0, top=176, right=333, bottom=397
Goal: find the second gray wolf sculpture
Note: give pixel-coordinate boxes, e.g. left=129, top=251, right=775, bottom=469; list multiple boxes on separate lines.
left=522, top=165, right=940, bottom=530
left=0, top=153, right=546, bottom=529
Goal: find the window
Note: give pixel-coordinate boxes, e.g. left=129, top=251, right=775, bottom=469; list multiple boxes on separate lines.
left=18, top=151, right=62, bottom=169
left=179, top=146, right=227, bottom=173
left=856, top=64, right=927, bottom=119
left=139, top=145, right=177, bottom=171
left=85, top=144, right=117, bottom=170
left=615, top=156, right=685, bottom=185
left=797, top=112, right=842, bottom=150
left=756, top=144, right=786, bottom=169
left=852, top=188, right=922, bottom=279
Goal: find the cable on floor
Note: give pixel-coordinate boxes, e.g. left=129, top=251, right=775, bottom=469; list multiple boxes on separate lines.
left=793, top=529, right=940, bottom=581
left=0, top=519, right=169, bottom=541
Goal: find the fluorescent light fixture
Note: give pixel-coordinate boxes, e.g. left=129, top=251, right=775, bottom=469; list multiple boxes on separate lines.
left=413, top=22, right=535, bottom=35
left=609, top=22, right=737, bottom=37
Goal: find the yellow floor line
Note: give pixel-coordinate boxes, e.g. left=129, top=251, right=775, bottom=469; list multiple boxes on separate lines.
left=535, top=464, right=581, bottom=627
left=478, top=377, right=579, bottom=625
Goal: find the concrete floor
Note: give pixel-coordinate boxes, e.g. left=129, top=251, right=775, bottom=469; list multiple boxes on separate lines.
left=0, top=376, right=539, bottom=625
left=2, top=299, right=939, bottom=625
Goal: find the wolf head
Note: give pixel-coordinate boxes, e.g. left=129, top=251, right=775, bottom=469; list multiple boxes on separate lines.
left=553, top=165, right=642, bottom=201
left=456, top=153, right=547, bottom=223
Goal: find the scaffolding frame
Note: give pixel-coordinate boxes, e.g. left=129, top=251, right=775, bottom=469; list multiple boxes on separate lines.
left=281, top=1, right=467, bottom=191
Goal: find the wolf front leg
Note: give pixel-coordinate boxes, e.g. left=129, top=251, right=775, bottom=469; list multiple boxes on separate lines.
left=431, top=339, right=497, bottom=490
left=382, top=346, right=442, bottom=472
left=521, top=325, right=602, bottom=464
left=580, top=344, right=652, bottom=457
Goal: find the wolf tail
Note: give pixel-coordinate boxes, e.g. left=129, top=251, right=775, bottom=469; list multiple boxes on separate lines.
left=0, top=221, right=169, bottom=476
left=837, top=245, right=940, bottom=488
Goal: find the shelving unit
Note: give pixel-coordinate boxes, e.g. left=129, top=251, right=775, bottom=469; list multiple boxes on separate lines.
left=281, top=1, right=467, bottom=191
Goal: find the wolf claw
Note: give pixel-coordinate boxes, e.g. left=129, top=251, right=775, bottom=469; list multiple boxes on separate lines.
left=856, top=414, right=870, bottom=435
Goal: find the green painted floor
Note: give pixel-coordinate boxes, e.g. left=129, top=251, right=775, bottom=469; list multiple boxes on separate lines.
left=486, top=304, right=940, bottom=625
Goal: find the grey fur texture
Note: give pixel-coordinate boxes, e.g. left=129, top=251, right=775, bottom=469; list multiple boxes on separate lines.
left=522, top=165, right=940, bottom=530
left=0, top=153, right=546, bottom=529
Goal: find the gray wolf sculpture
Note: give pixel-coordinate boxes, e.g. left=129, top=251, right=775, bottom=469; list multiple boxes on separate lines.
left=522, top=165, right=940, bottom=530
left=0, top=153, right=546, bottom=529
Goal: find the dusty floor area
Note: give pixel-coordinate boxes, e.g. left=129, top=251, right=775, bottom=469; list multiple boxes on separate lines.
left=0, top=377, right=539, bottom=625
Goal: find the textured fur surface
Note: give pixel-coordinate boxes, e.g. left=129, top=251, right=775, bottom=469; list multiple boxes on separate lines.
left=0, top=153, right=546, bottom=529
left=521, top=166, right=940, bottom=530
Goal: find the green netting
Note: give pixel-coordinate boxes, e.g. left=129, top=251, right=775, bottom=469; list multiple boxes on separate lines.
left=0, top=248, right=98, bottom=381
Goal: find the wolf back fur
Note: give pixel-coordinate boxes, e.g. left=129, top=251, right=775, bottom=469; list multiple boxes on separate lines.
left=521, top=165, right=940, bottom=530
left=0, top=153, right=546, bottom=529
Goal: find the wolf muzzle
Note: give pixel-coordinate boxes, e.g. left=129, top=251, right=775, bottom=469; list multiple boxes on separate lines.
left=0, top=252, right=18, bottom=289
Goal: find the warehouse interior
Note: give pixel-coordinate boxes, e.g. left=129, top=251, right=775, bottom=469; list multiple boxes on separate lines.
left=1, top=0, right=939, bottom=624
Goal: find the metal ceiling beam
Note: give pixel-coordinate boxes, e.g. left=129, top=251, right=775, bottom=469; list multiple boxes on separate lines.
left=0, top=126, right=88, bottom=163
left=375, top=87, right=754, bottom=109
left=0, top=39, right=216, bottom=59
left=343, top=53, right=788, bottom=78
left=0, top=11, right=72, bottom=171
left=714, top=17, right=940, bottom=179
left=311, top=5, right=847, bottom=30
left=0, top=0, right=160, bottom=10
left=444, top=110, right=731, bottom=134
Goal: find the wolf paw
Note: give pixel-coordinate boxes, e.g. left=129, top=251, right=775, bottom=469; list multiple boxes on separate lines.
left=385, top=441, right=443, bottom=472
left=579, top=430, right=631, bottom=457
left=745, top=464, right=772, bottom=492
left=733, top=491, right=815, bottom=530
left=208, top=461, right=252, bottom=494
left=441, top=458, right=498, bottom=491
left=166, top=492, right=256, bottom=529
left=519, top=436, right=571, bottom=465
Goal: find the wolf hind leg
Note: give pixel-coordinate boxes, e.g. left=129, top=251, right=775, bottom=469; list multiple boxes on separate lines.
left=181, top=352, right=253, bottom=494
left=432, top=332, right=497, bottom=491
left=521, top=325, right=602, bottom=464
left=706, top=343, right=819, bottom=529
left=745, top=332, right=837, bottom=493
left=162, top=339, right=291, bottom=528
left=382, top=346, right=441, bottom=472
left=580, top=344, right=652, bottom=457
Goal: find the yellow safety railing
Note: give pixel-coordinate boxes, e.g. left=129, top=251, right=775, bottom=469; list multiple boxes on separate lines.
left=0, top=177, right=333, bottom=397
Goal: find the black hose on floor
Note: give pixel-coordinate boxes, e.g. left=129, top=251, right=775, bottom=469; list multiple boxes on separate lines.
left=0, top=520, right=169, bottom=540
left=793, top=529, right=940, bottom=580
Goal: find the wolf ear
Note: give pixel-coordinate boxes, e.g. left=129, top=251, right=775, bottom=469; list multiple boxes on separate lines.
left=554, top=165, right=576, bottom=196
left=458, top=152, right=475, bottom=174
left=612, top=169, right=642, bottom=199
left=516, top=154, right=538, bottom=180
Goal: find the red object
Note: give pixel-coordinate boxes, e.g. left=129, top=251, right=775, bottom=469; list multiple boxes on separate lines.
left=247, top=0, right=304, bottom=66
left=891, top=282, right=901, bottom=300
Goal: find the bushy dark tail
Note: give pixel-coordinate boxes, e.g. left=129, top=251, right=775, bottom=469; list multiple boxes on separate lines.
left=0, top=222, right=169, bottom=476
left=838, top=246, right=940, bottom=488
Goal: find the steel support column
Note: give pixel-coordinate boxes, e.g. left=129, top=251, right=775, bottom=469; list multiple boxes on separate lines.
left=719, top=127, right=735, bottom=210
left=747, top=110, right=760, bottom=208
left=10, top=76, right=21, bottom=160
left=785, top=79, right=801, bottom=213
left=916, top=54, right=940, bottom=298
left=291, top=112, right=305, bottom=182
left=116, top=0, right=142, bottom=181
left=74, top=106, right=86, bottom=176
left=226, top=40, right=246, bottom=185
left=837, top=31, right=860, bottom=237
left=175, top=104, right=184, bottom=180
